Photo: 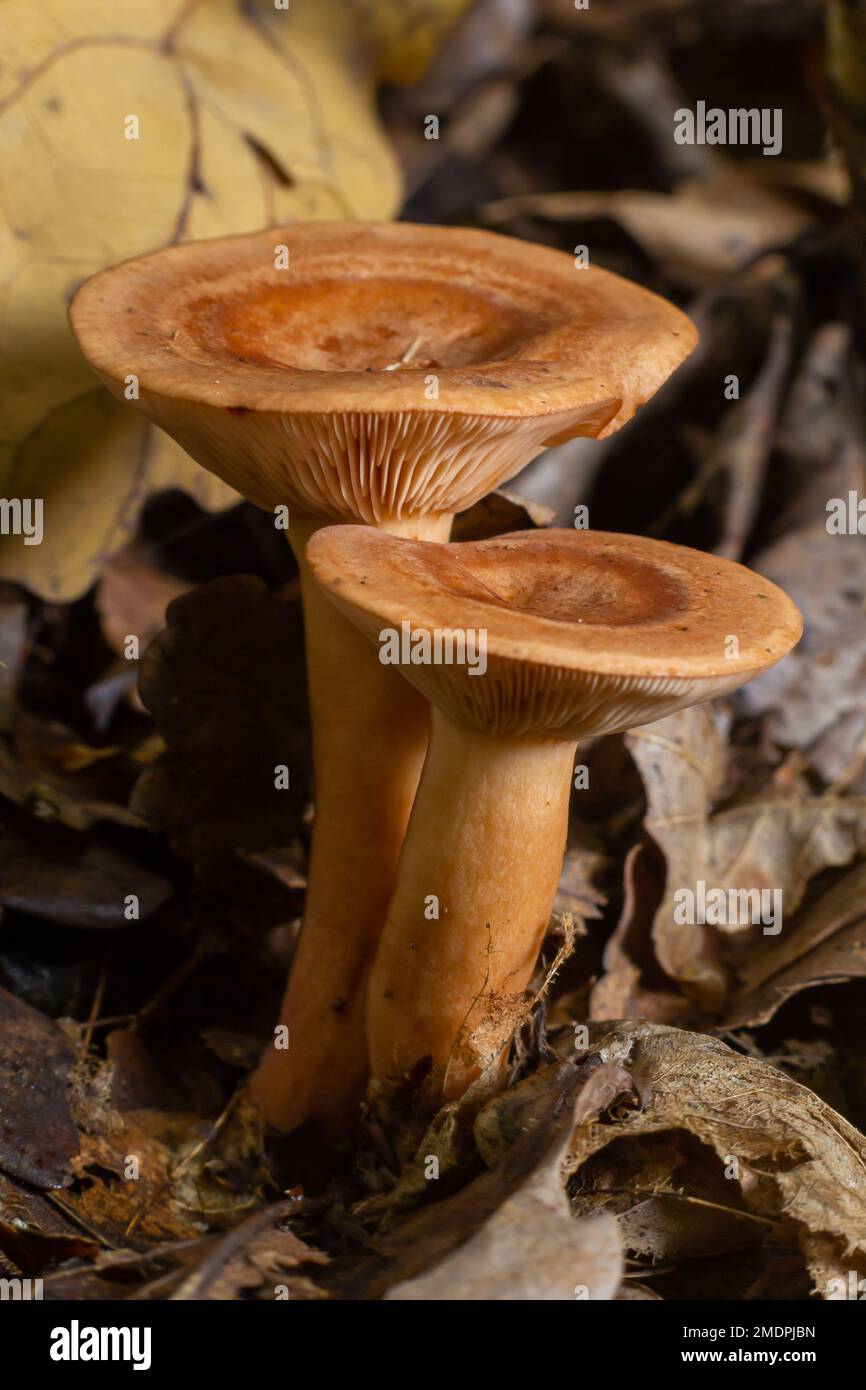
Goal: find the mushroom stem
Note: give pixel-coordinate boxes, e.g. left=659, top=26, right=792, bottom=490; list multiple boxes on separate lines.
left=249, top=511, right=451, bottom=1137
left=367, top=708, right=576, bottom=1109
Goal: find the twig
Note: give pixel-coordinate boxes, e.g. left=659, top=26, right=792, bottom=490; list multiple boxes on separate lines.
left=44, top=1193, right=122, bottom=1251
left=79, top=963, right=109, bottom=1059
left=170, top=1195, right=300, bottom=1300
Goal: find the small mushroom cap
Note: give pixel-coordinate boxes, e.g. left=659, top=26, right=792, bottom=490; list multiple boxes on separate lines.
left=306, top=527, right=803, bottom=739
left=69, top=222, right=696, bottom=523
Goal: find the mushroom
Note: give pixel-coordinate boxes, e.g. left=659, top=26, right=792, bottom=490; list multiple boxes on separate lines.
left=307, top=525, right=803, bottom=1112
left=69, top=222, right=697, bottom=1136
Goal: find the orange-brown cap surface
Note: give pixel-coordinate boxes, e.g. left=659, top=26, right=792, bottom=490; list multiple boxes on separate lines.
left=306, top=527, right=803, bottom=738
left=69, top=223, right=696, bottom=524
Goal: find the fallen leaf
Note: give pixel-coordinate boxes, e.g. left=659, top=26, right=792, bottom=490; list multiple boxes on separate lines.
left=0, top=1170, right=100, bottom=1275
left=0, top=714, right=143, bottom=831
left=0, top=987, right=79, bottom=1188
left=132, top=576, right=310, bottom=884
left=386, top=1190, right=619, bottom=1300
left=0, top=0, right=450, bottom=600
left=106, top=1030, right=185, bottom=1114
left=171, top=1198, right=327, bottom=1300
left=68, top=1112, right=212, bottom=1247
left=587, top=1129, right=766, bottom=1263
left=626, top=708, right=866, bottom=1011
left=553, top=842, right=608, bottom=926
left=38, top=1235, right=216, bottom=1301
left=737, top=326, right=866, bottom=782
left=63, top=1077, right=269, bottom=1249
left=360, top=0, right=472, bottom=85
left=773, top=323, right=862, bottom=535
left=705, top=314, right=793, bottom=561
left=0, top=824, right=173, bottom=927
left=354, top=1060, right=623, bottom=1300
left=96, top=549, right=191, bottom=660
left=590, top=842, right=688, bottom=1023
left=724, top=863, right=866, bottom=1027
left=743, top=529, right=866, bottom=783
left=624, top=706, right=732, bottom=1008
left=450, top=488, right=555, bottom=541
left=562, top=1021, right=866, bottom=1297
left=481, top=168, right=832, bottom=285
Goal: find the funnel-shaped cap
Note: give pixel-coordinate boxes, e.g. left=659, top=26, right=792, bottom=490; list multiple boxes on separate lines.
left=307, top=527, right=803, bottom=738
left=70, top=223, right=697, bottom=524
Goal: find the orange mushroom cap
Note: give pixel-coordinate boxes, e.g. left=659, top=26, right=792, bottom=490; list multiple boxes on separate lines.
left=306, top=527, right=804, bottom=739
left=69, top=223, right=697, bottom=524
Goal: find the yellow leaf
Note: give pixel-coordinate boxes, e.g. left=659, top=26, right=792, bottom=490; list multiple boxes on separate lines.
left=358, top=0, right=473, bottom=85
left=0, top=0, right=464, bottom=599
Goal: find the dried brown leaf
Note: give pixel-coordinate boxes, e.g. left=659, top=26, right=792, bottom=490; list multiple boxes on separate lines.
left=565, top=1022, right=866, bottom=1296
left=482, top=170, right=827, bottom=285
left=553, top=843, right=608, bottom=925
left=590, top=842, right=688, bottom=1023
left=743, top=529, right=866, bottom=783
left=624, top=706, right=731, bottom=1007
left=0, top=822, right=172, bottom=928
left=0, top=711, right=143, bottom=831
left=725, top=863, right=866, bottom=1027
left=0, top=987, right=79, bottom=1188
left=626, top=709, right=866, bottom=1010
left=450, top=488, right=555, bottom=541
left=96, top=550, right=191, bottom=661
left=382, top=1060, right=623, bottom=1301
left=132, top=576, right=310, bottom=885
left=171, top=1199, right=327, bottom=1301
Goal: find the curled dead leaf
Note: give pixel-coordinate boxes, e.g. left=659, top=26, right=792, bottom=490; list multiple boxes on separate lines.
left=350, top=1061, right=623, bottom=1300
left=625, top=708, right=866, bottom=1012
left=563, top=1021, right=866, bottom=1298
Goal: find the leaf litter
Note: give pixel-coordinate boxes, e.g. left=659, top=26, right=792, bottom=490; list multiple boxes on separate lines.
left=1, top=0, right=866, bottom=1301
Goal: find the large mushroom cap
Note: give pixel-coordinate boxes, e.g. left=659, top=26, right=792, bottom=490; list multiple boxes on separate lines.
left=307, top=527, right=803, bottom=738
left=69, top=222, right=696, bottom=523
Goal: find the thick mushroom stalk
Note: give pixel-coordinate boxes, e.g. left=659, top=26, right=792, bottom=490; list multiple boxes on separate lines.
left=308, top=525, right=803, bottom=1113
left=250, top=511, right=449, bottom=1134
left=69, top=221, right=698, bottom=1136
left=369, top=714, right=575, bottom=1100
